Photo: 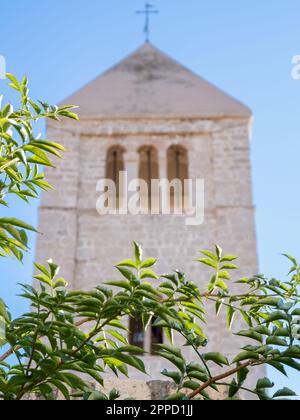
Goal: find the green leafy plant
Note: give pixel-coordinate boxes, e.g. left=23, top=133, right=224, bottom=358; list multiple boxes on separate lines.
left=0, top=74, right=78, bottom=261
left=0, top=244, right=299, bottom=400
left=156, top=248, right=300, bottom=401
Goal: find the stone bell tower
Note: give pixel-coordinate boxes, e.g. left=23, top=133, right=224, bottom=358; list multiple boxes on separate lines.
left=35, top=43, right=263, bottom=389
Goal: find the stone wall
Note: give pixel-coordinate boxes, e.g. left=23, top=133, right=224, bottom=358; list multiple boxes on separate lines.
left=35, top=116, right=264, bottom=394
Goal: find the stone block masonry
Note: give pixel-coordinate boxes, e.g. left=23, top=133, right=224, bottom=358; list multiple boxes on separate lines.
left=34, top=116, right=264, bottom=395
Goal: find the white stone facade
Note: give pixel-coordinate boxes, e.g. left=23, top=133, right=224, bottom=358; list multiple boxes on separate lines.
left=35, top=115, right=264, bottom=390
left=35, top=43, right=265, bottom=396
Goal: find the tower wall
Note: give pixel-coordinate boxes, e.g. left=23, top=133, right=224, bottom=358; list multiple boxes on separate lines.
left=35, top=116, right=263, bottom=392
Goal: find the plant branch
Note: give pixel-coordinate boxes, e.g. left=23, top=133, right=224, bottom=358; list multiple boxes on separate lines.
left=0, top=317, right=93, bottom=363
left=188, top=359, right=263, bottom=400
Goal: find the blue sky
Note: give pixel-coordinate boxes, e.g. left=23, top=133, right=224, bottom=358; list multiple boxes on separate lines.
left=0, top=0, right=299, bottom=396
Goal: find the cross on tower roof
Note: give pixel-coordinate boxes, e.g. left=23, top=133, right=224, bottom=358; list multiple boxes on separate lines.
left=136, top=3, right=159, bottom=42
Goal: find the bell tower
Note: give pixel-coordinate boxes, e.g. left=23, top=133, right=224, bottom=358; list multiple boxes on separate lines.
left=35, top=43, right=263, bottom=387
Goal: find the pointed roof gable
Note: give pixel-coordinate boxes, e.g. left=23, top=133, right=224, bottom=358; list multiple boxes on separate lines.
left=64, top=43, right=251, bottom=119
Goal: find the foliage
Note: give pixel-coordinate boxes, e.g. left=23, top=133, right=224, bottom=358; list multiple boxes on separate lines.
left=0, top=244, right=299, bottom=400
left=0, top=74, right=78, bottom=261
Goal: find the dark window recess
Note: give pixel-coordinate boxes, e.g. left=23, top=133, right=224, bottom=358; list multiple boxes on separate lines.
left=151, top=317, right=163, bottom=354
left=129, top=317, right=145, bottom=350
left=167, top=145, right=189, bottom=209
left=106, top=145, right=125, bottom=209
left=138, top=145, right=159, bottom=211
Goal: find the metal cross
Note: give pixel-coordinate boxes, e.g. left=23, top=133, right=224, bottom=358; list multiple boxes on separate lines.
left=136, top=3, right=159, bottom=42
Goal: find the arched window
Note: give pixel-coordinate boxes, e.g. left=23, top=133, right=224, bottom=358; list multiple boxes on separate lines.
left=138, top=146, right=159, bottom=209
left=151, top=317, right=164, bottom=355
left=167, top=145, right=189, bottom=209
left=106, top=145, right=125, bottom=208
left=129, top=315, right=163, bottom=355
left=129, top=316, right=145, bottom=352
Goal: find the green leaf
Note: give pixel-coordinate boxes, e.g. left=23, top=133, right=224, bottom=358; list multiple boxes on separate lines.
left=29, top=100, right=42, bottom=114
left=116, top=259, right=137, bottom=269
left=34, top=274, right=52, bottom=287
left=112, top=353, right=146, bottom=374
left=159, top=282, right=175, bottom=291
left=186, top=365, right=208, bottom=379
left=59, top=111, right=79, bottom=121
left=277, top=301, right=294, bottom=311
left=24, top=145, right=55, bottom=167
left=49, top=380, right=70, bottom=400
left=253, top=325, right=271, bottom=336
left=200, top=250, right=219, bottom=261
left=273, top=327, right=290, bottom=337
left=257, top=297, right=281, bottom=307
left=221, top=263, right=239, bottom=270
left=273, top=388, right=297, bottom=399
left=109, top=389, right=120, bottom=401
left=47, top=259, right=60, bottom=278
left=256, top=389, right=270, bottom=401
left=182, top=380, right=200, bottom=391
left=164, top=327, right=174, bottom=345
left=155, top=344, right=182, bottom=359
left=227, top=306, right=235, bottom=330
left=0, top=316, right=7, bottom=347
left=282, top=346, right=300, bottom=359
left=221, top=255, right=238, bottom=262
left=237, top=366, right=250, bottom=385
left=278, top=358, right=300, bottom=371
left=156, top=352, right=185, bottom=374
left=240, top=310, right=253, bottom=327
left=140, top=269, right=159, bottom=280
left=197, top=258, right=218, bottom=269
left=0, top=218, right=37, bottom=232
left=165, top=393, right=186, bottom=401
left=133, top=241, right=142, bottom=265
left=106, top=330, right=128, bottom=345
left=115, top=267, right=135, bottom=282
left=39, top=383, right=54, bottom=399
left=87, top=391, right=108, bottom=401
left=266, top=361, right=287, bottom=377
left=162, top=274, right=179, bottom=287
left=107, top=320, right=128, bottom=331
left=215, top=300, right=223, bottom=316
left=61, top=373, right=88, bottom=391
left=161, top=369, right=182, bottom=385
left=282, top=254, right=297, bottom=267
left=233, top=351, right=260, bottom=364
left=137, top=283, right=161, bottom=296
left=266, top=336, right=288, bottom=347
left=215, top=245, right=223, bottom=260
left=186, top=363, right=207, bottom=375
left=140, top=258, right=157, bottom=269
left=2, top=104, right=14, bottom=118
left=0, top=299, right=10, bottom=322
left=105, top=280, right=131, bottom=291
left=203, top=352, right=229, bottom=367
left=216, top=279, right=228, bottom=292
left=218, top=270, right=231, bottom=280
left=263, top=311, right=289, bottom=324
left=6, top=73, right=20, bottom=90
left=256, top=377, right=274, bottom=390
left=236, top=330, right=263, bottom=343
left=229, top=379, right=239, bottom=398
left=292, top=309, right=300, bottom=316
left=53, top=278, right=68, bottom=289
left=117, top=345, right=145, bottom=354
